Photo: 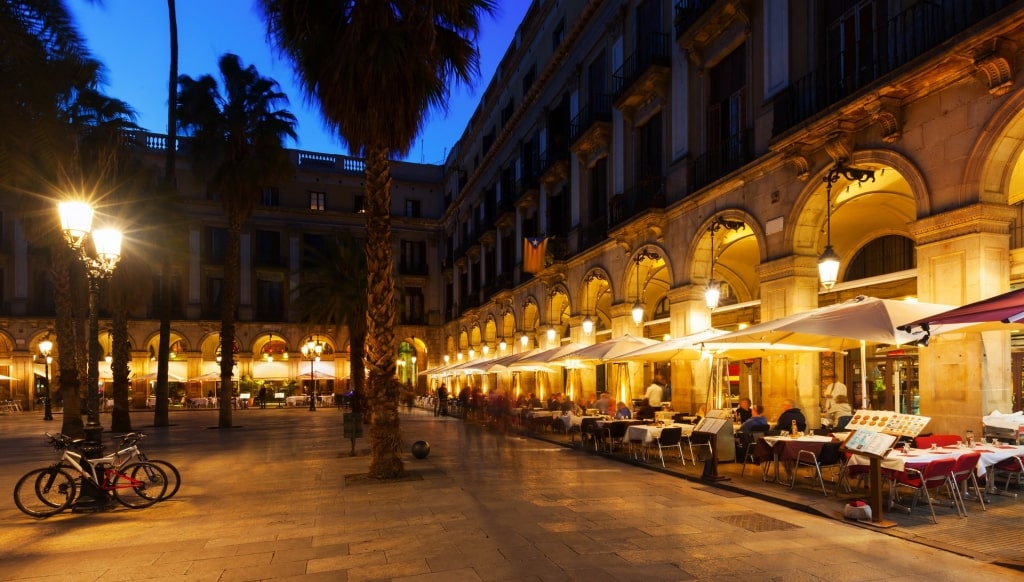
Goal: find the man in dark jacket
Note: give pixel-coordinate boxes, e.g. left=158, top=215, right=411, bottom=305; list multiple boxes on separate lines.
left=774, top=399, right=806, bottom=433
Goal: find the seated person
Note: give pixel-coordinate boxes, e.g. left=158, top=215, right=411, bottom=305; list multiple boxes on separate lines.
left=547, top=394, right=561, bottom=412
left=773, top=399, right=807, bottom=433
left=558, top=394, right=574, bottom=414
left=614, top=401, right=632, bottom=419
left=739, top=404, right=768, bottom=433
left=595, top=392, right=612, bottom=415
left=634, top=398, right=656, bottom=421
left=822, top=394, right=852, bottom=428
left=735, top=397, right=752, bottom=422
left=692, top=404, right=708, bottom=424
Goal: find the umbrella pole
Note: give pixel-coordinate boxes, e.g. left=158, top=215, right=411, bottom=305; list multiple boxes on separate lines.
left=860, top=340, right=868, bottom=409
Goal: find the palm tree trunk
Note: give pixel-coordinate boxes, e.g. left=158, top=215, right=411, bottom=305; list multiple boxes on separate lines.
left=53, top=247, right=84, bottom=438
left=154, top=0, right=180, bottom=429
left=363, top=146, right=403, bottom=477
left=109, top=305, right=132, bottom=432
left=219, top=213, right=242, bottom=428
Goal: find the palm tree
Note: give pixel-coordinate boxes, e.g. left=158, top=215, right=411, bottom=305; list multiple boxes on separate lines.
left=152, top=0, right=181, bottom=428
left=293, top=231, right=368, bottom=454
left=260, top=0, right=494, bottom=478
left=2, top=2, right=141, bottom=437
left=176, top=53, right=297, bottom=428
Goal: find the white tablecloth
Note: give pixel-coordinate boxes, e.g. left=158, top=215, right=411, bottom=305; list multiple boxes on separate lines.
left=285, top=396, right=308, bottom=406
left=847, top=444, right=1024, bottom=478
left=625, top=423, right=694, bottom=445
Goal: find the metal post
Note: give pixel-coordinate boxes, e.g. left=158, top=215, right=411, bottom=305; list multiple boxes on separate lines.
left=84, top=275, right=103, bottom=448
left=308, top=353, right=317, bottom=412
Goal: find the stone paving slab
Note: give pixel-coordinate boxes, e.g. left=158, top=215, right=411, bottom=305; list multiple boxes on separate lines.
left=0, top=408, right=1021, bottom=581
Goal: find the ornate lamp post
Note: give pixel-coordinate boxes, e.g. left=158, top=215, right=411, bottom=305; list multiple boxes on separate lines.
left=58, top=201, right=122, bottom=448
left=301, top=335, right=323, bottom=412
left=39, top=335, right=53, bottom=421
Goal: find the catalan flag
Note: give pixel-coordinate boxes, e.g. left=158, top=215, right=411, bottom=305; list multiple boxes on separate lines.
left=522, top=237, right=547, bottom=274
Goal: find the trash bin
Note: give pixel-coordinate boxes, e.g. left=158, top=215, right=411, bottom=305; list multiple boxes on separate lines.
left=343, top=412, right=363, bottom=438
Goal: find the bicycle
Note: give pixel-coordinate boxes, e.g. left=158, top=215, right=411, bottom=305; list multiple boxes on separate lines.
left=13, top=433, right=168, bottom=518
left=110, top=432, right=182, bottom=500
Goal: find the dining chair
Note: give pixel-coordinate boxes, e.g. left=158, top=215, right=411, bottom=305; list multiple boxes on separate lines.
left=890, top=456, right=958, bottom=523
left=604, top=421, right=631, bottom=454
left=682, top=431, right=713, bottom=464
left=580, top=417, right=601, bottom=451
left=790, top=441, right=844, bottom=496
left=651, top=426, right=685, bottom=468
left=737, top=431, right=765, bottom=476
left=990, top=454, right=1024, bottom=492
left=914, top=434, right=961, bottom=449
left=947, top=451, right=985, bottom=516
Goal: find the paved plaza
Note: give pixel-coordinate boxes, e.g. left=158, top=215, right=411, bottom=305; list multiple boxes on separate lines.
left=1, top=406, right=1022, bottom=581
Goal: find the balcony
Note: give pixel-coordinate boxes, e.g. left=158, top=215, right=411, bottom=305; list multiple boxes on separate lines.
left=612, top=33, right=671, bottom=111
left=773, top=0, right=1014, bottom=136
left=569, top=94, right=613, bottom=154
left=691, top=129, right=753, bottom=192
left=579, top=216, right=608, bottom=252
left=397, top=262, right=429, bottom=276
left=539, top=144, right=570, bottom=184
left=608, top=177, right=667, bottom=230
left=674, top=0, right=717, bottom=38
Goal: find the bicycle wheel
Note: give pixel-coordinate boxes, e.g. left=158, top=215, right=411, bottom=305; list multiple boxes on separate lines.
left=145, top=459, right=181, bottom=500
left=112, top=463, right=167, bottom=508
left=14, top=467, right=76, bottom=518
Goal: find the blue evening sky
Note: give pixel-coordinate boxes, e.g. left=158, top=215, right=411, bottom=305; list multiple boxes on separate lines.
left=67, top=1, right=531, bottom=165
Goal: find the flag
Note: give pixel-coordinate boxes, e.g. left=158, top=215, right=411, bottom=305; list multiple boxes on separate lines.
left=522, top=237, right=547, bottom=274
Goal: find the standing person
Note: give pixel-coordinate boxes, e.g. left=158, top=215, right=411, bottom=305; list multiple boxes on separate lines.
left=644, top=374, right=665, bottom=407
left=257, top=386, right=267, bottom=409
left=435, top=384, right=449, bottom=417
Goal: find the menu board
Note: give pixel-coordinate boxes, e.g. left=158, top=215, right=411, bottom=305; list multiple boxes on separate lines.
left=843, top=430, right=899, bottom=457
left=695, top=417, right=728, bottom=434
left=844, top=410, right=930, bottom=437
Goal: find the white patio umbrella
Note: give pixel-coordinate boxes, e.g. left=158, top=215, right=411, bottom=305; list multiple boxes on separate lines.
left=713, top=295, right=953, bottom=408
left=509, top=342, right=585, bottom=369
left=553, top=334, right=660, bottom=365
left=141, top=371, right=187, bottom=382
left=295, top=370, right=335, bottom=380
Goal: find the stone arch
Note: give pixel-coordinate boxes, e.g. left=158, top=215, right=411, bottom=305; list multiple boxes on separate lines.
left=624, top=244, right=670, bottom=322
left=962, top=86, right=1024, bottom=205
left=790, top=150, right=926, bottom=288
left=689, top=210, right=764, bottom=304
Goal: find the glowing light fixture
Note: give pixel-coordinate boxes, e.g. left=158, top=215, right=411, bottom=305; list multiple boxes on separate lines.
left=819, top=162, right=875, bottom=290
left=704, top=217, right=745, bottom=309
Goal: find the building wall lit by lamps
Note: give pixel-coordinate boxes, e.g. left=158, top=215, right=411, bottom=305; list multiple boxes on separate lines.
left=581, top=272, right=604, bottom=335
left=631, top=249, right=661, bottom=326
left=819, top=162, right=876, bottom=290
left=58, top=200, right=122, bottom=448
left=704, top=217, right=746, bottom=309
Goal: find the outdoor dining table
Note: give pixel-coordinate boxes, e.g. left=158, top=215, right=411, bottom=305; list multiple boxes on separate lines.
left=847, top=443, right=1024, bottom=483
left=755, top=434, right=836, bottom=482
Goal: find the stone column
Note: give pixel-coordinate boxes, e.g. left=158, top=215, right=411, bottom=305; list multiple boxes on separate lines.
left=755, top=255, right=822, bottom=428
left=911, top=203, right=1016, bottom=435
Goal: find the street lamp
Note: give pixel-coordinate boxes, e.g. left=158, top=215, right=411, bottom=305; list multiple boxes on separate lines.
left=58, top=201, right=122, bottom=449
left=819, top=162, right=875, bottom=290
left=39, top=335, right=53, bottom=421
left=704, top=217, right=746, bottom=310
left=301, top=335, right=323, bottom=411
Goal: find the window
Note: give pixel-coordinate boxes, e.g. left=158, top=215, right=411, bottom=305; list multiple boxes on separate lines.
left=589, top=158, right=608, bottom=222
left=260, top=187, right=280, bottom=207
left=552, top=19, right=564, bottom=51
left=400, top=240, right=427, bottom=275
left=255, top=230, right=282, bottom=267
left=203, top=227, right=228, bottom=264
left=501, top=99, right=515, bottom=127
left=301, top=233, right=327, bottom=265
left=205, top=277, right=224, bottom=318
left=522, top=63, right=536, bottom=95
left=353, top=195, right=365, bottom=213
left=256, top=279, right=285, bottom=321
left=845, top=235, right=916, bottom=280
left=309, top=191, right=326, bottom=211
left=403, top=287, right=425, bottom=324
left=150, top=272, right=183, bottom=319
left=405, top=199, right=421, bottom=218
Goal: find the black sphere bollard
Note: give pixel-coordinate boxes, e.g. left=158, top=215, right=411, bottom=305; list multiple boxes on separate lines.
left=411, top=440, right=430, bottom=459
